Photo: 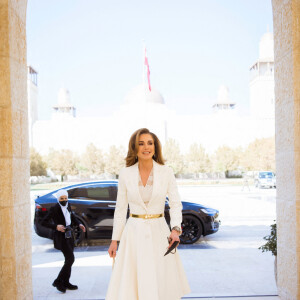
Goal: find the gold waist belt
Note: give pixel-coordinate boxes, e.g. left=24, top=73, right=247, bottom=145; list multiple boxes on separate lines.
left=130, top=213, right=164, bottom=219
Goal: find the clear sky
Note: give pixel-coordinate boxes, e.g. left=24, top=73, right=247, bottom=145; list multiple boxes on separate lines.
left=26, top=0, right=273, bottom=120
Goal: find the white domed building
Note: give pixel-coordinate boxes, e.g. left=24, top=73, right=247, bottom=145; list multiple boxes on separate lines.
left=249, top=30, right=275, bottom=119
left=52, top=88, right=76, bottom=119
left=31, top=30, right=275, bottom=156
left=124, top=84, right=165, bottom=105
left=32, top=88, right=84, bottom=153
left=212, top=85, right=236, bottom=113
left=32, top=83, right=171, bottom=154
left=259, top=31, right=274, bottom=61
left=113, top=84, right=169, bottom=146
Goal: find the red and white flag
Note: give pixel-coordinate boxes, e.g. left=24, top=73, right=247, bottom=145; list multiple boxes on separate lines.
left=144, top=48, right=151, bottom=92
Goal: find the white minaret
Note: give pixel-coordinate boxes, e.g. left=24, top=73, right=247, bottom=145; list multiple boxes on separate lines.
left=27, top=66, right=38, bottom=147
left=52, top=88, right=76, bottom=119
left=212, top=85, right=236, bottom=113
left=249, top=29, right=275, bottom=119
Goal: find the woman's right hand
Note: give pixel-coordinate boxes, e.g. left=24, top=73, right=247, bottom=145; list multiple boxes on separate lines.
left=56, top=225, right=66, bottom=232
left=108, top=240, right=118, bottom=258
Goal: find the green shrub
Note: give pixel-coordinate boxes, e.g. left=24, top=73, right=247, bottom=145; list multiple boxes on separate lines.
left=259, top=221, right=277, bottom=256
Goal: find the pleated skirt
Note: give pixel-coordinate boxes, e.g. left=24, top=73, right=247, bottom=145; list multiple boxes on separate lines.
left=105, top=216, right=191, bottom=300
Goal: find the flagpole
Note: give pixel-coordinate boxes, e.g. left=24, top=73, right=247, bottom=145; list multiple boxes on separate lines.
left=143, top=43, right=151, bottom=92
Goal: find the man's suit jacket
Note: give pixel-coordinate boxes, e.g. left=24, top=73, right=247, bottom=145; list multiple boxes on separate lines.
left=41, top=203, right=81, bottom=250
left=112, top=159, right=182, bottom=241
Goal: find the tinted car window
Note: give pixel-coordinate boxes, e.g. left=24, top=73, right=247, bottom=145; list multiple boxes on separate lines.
left=87, top=187, right=110, bottom=199
left=68, top=188, right=87, bottom=199
left=68, top=186, right=112, bottom=200
left=259, top=172, right=273, bottom=178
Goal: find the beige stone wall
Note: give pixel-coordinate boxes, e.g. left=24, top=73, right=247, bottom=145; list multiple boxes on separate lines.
left=272, top=0, right=300, bottom=299
left=0, top=0, right=32, bottom=299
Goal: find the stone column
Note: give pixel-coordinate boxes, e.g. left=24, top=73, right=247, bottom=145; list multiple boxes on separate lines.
left=272, top=0, right=300, bottom=299
left=0, top=1, right=32, bottom=299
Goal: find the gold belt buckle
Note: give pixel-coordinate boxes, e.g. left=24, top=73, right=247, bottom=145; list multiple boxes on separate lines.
left=130, top=213, right=163, bottom=219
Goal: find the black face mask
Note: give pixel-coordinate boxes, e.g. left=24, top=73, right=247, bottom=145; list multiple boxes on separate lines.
left=59, top=201, right=68, bottom=206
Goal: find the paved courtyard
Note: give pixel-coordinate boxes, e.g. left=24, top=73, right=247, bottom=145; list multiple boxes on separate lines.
left=31, top=184, right=278, bottom=299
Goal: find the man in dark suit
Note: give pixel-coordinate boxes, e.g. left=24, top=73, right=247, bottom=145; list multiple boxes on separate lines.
left=41, top=189, right=86, bottom=293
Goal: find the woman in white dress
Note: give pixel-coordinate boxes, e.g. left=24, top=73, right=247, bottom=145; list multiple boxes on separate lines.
left=106, top=128, right=190, bottom=300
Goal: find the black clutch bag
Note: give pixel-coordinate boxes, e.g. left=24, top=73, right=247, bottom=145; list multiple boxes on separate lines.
left=164, top=237, right=179, bottom=256
left=64, top=226, right=73, bottom=239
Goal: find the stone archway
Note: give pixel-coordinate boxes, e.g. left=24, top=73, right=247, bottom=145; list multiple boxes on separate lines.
left=0, top=1, right=32, bottom=299
left=0, top=0, right=299, bottom=299
left=272, top=0, right=300, bottom=298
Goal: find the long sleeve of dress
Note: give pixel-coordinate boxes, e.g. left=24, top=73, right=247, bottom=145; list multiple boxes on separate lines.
left=111, top=168, right=128, bottom=241
left=167, top=167, right=183, bottom=229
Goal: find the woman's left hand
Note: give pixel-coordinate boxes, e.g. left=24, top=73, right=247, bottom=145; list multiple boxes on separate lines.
left=168, top=230, right=180, bottom=249
left=79, top=224, right=86, bottom=232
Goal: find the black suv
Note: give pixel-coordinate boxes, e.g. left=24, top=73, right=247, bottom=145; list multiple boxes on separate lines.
left=34, top=181, right=220, bottom=244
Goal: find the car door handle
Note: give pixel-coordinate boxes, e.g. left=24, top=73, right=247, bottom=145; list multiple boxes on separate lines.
left=108, top=205, right=116, bottom=208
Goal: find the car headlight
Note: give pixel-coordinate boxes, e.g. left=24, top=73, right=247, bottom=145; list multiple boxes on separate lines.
left=200, top=208, right=210, bottom=214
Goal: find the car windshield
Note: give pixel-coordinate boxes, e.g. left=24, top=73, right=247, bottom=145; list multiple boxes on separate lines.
left=259, top=172, right=274, bottom=178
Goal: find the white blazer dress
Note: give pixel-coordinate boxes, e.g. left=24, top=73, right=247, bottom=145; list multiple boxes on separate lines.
left=105, top=160, right=191, bottom=300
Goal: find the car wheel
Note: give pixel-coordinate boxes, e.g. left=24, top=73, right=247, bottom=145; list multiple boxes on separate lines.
left=180, top=215, right=203, bottom=244
left=73, top=223, right=85, bottom=245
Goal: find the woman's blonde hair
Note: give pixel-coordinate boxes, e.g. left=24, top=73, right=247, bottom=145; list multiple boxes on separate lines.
left=125, top=128, right=165, bottom=167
